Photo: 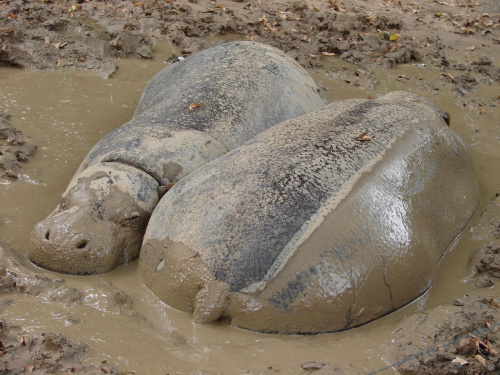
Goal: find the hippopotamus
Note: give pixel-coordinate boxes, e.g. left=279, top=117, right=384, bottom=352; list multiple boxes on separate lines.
left=138, top=91, right=480, bottom=334
left=29, top=41, right=327, bottom=275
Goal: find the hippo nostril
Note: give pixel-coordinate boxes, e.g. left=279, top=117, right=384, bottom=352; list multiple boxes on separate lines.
left=45, top=230, right=50, bottom=240
left=76, top=239, right=89, bottom=249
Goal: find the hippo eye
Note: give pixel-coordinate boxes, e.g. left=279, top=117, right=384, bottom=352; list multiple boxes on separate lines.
left=125, top=211, right=141, bottom=221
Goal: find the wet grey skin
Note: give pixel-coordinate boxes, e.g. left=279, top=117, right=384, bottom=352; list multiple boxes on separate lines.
left=29, top=41, right=328, bottom=275
left=139, top=91, right=480, bottom=334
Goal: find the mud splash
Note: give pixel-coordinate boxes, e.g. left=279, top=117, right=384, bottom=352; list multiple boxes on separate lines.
left=1, top=44, right=499, bottom=374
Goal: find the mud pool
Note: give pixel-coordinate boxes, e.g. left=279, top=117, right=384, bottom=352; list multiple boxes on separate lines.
left=0, top=44, right=499, bottom=374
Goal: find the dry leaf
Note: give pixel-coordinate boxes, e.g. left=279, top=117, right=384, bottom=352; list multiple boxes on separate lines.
left=189, top=103, right=203, bottom=110
left=461, top=27, right=477, bottom=34
left=484, top=318, right=496, bottom=328
left=7, top=13, right=18, bottom=20
left=44, top=36, right=50, bottom=44
left=259, top=14, right=268, bottom=23
left=451, top=357, right=469, bottom=366
left=456, top=337, right=479, bottom=356
left=216, top=5, right=226, bottom=11
left=301, top=36, right=308, bottom=42
left=355, top=133, right=372, bottom=141
left=366, top=12, right=377, bottom=24
left=485, top=340, right=498, bottom=355
left=309, top=54, right=318, bottom=59
left=441, top=72, right=456, bottom=83
left=329, top=0, right=346, bottom=12
left=321, top=52, right=336, bottom=56
left=24, top=365, right=34, bottom=373
left=56, top=60, right=65, bottom=67
left=101, top=367, right=110, bottom=374
left=490, top=299, right=500, bottom=308
left=390, top=33, right=401, bottom=41
left=474, top=354, right=486, bottom=366
left=78, top=57, right=86, bottom=62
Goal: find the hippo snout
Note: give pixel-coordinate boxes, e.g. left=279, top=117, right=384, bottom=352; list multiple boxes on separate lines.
left=29, top=208, right=124, bottom=275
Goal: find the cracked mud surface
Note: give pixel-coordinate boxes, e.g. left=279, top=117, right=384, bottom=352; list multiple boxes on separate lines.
left=0, top=0, right=499, bottom=373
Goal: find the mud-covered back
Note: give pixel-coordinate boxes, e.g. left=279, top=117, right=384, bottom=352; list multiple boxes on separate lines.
left=83, top=41, right=327, bottom=182
left=139, top=92, right=480, bottom=333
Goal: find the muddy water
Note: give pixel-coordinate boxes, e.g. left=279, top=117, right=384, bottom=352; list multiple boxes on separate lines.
left=0, top=47, right=499, bottom=374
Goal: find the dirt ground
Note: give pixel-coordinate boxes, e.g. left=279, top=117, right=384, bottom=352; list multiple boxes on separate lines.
left=1, top=0, right=500, bottom=374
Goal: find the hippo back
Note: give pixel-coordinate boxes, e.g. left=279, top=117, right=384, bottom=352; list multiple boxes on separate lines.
left=83, top=41, right=328, bottom=184
left=139, top=92, right=480, bottom=333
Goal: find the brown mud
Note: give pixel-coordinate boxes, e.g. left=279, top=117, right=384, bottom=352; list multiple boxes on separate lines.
left=0, top=0, right=499, bottom=374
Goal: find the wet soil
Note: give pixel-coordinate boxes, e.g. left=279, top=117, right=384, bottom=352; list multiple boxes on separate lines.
left=0, top=0, right=500, bottom=374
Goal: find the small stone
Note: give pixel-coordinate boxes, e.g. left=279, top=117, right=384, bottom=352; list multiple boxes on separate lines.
left=301, top=361, right=326, bottom=370
left=473, top=275, right=494, bottom=288
left=136, top=45, right=153, bottom=59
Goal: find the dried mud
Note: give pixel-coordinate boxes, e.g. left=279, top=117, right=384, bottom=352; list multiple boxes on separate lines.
left=0, top=0, right=500, bottom=374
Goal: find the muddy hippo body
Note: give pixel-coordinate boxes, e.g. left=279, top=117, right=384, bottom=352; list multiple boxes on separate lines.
left=139, top=92, right=480, bottom=334
left=29, top=41, right=327, bottom=275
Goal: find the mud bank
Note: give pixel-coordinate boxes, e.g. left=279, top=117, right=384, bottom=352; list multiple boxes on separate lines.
left=0, top=0, right=500, bottom=374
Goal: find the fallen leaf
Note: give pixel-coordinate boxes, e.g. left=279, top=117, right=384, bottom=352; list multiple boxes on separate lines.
left=24, top=365, right=34, bottom=373
left=101, top=367, right=110, bottom=374
left=490, top=299, right=500, bottom=308
left=461, top=27, right=477, bottom=34
left=7, top=13, right=18, bottom=20
left=441, top=72, right=456, bottom=83
left=189, top=103, right=202, bottom=110
left=133, top=3, right=145, bottom=7
left=452, top=357, right=469, bottom=366
left=355, top=133, right=372, bottom=141
left=309, top=54, right=318, bottom=59
left=216, top=5, right=226, bottom=11
left=259, top=14, right=268, bottom=23
left=56, top=60, right=65, bottom=67
left=77, top=57, right=86, bottom=62
left=329, top=0, right=346, bottom=12
left=485, top=340, right=497, bottom=355
left=44, top=36, right=50, bottom=44
left=456, top=337, right=479, bottom=356
left=474, top=354, right=486, bottom=366
left=390, top=33, right=401, bottom=41
left=301, top=36, right=308, bottom=42
left=321, top=51, right=336, bottom=56
left=466, top=46, right=476, bottom=51
left=366, top=12, right=377, bottom=25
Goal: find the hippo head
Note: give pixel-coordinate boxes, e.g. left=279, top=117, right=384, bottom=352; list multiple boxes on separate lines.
left=30, top=163, right=159, bottom=274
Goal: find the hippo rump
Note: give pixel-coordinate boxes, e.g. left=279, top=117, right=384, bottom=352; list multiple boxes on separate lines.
left=139, top=91, right=480, bottom=334
left=29, top=41, right=327, bottom=275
